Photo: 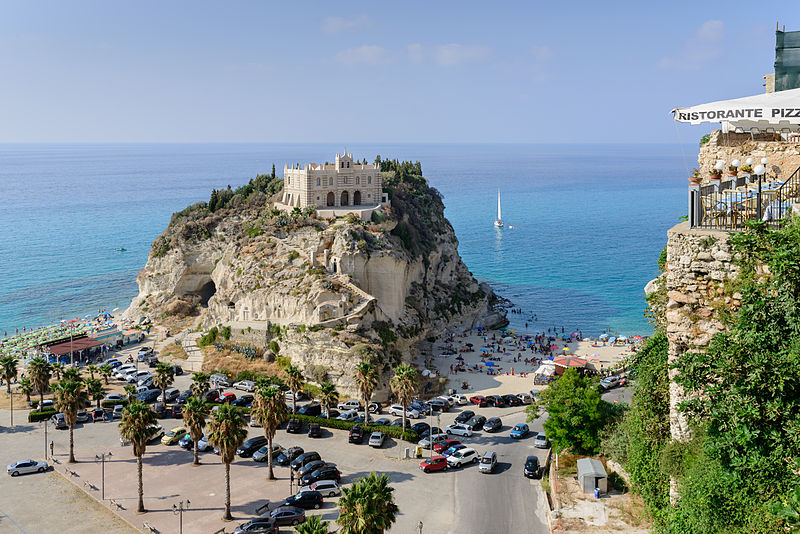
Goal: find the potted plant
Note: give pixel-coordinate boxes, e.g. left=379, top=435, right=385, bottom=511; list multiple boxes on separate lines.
left=740, top=164, right=753, bottom=174
left=689, top=168, right=702, bottom=185
left=710, top=168, right=723, bottom=181
left=727, top=165, right=738, bottom=177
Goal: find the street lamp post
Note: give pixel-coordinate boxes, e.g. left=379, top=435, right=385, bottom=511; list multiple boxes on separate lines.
left=95, top=452, right=112, bottom=500
left=754, top=162, right=767, bottom=219
left=417, top=520, right=424, bottom=534
left=172, top=500, right=190, bottom=534
left=43, top=417, right=48, bottom=459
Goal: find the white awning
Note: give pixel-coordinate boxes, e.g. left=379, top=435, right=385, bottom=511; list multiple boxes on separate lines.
left=673, top=88, right=800, bottom=131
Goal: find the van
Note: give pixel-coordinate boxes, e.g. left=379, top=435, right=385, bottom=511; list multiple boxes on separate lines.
left=479, top=451, right=497, bottom=474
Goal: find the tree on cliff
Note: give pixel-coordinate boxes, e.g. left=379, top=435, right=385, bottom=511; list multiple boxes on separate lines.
left=207, top=404, right=248, bottom=520
left=118, top=399, right=157, bottom=513
left=251, top=384, right=287, bottom=480
left=354, top=362, right=378, bottom=424
left=284, top=364, right=304, bottom=414
left=390, top=364, right=418, bottom=432
left=319, top=381, right=339, bottom=419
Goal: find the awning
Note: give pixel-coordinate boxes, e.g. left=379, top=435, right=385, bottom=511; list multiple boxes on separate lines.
left=672, top=87, right=800, bottom=131
left=48, top=337, right=103, bottom=356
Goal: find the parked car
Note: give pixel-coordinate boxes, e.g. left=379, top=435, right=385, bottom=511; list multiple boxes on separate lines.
left=453, top=394, right=469, bottom=405
left=336, top=409, right=360, bottom=422
left=103, top=359, right=122, bottom=369
left=275, top=446, right=304, bottom=466
left=176, top=390, right=193, bottom=404
left=297, top=403, right=321, bottom=416
left=253, top=444, right=285, bottom=463
left=285, top=390, right=306, bottom=402
left=486, top=395, right=506, bottom=408
left=298, top=461, right=335, bottom=478
left=210, top=373, right=232, bottom=388
left=419, top=455, right=448, bottom=473
left=75, top=409, right=89, bottom=423
left=203, top=390, right=221, bottom=403
left=286, top=419, right=303, bottom=434
left=438, top=395, right=457, bottom=407
left=233, top=380, right=256, bottom=392
left=153, top=402, right=169, bottom=418
left=469, top=395, right=488, bottom=407
left=299, top=465, right=341, bottom=486
left=173, top=365, right=184, bottom=376
left=446, top=447, right=479, bottom=468
left=348, top=425, right=365, bottom=444
left=410, top=422, right=430, bottom=435
left=161, top=426, right=187, bottom=445
left=418, top=427, right=443, bottom=440
left=145, top=424, right=165, bottom=444
left=219, top=392, right=236, bottom=404
left=114, top=365, right=136, bottom=379
left=291, top=451, right=321, bottom=471
left=112, top=405, right=124, bottom=419
left=38, top=399, right=55, bottom=410
left=465, top=415, right=487, bottom=430
left=231, top=395, right=253, bottom=408
left=237, top=436, right=269, bottom=457
left=516, top=393, right=533, bottom=404
left=524, top=455, right=541, bottom=478
left=146, top=357, right=160, bottom=368
left=197, top=434, right=213, bottom=452
left=387, top=404, right=420, bottom=419
left=137, top=389, right=161, bottom=403
left=233, top=517, right=278, bottom=533
left=388, top=419, right=404, bottom=428
left=442, top=444, right=467, bottom=458
left=103, top=393, right=125, bottom=403
left=410, top=400, right=431, bottom=415
left=157, top=387, right=180, bottom=403
left=483, top=417, right=503, bottom=433
left=179, top=433, right=193, bottom=449
left=320, top=409, right=339, bottom=419
left=137, top=346, right=154, bottom=358
left=444, top=424, right=473, bottom=437
left=479, top=451, right=498, bottom=474
left=368, top=431, right=386, bottom=448
left=170, top=404, right=183, bottom=418
left=427, top=398, right=450, bottom=412
left=51, top=413, right=67, bottom=429
left=335, top=399, right=360, bottom=411
left=419, top=433, right=449, bottom=448
left=269, top=506, right=306, bottom=527
left=454, top=410, right=475, bottom=424
left=138, top=376, right=155, bottom=389
left=90, top=408, right=107, bottom=423
left=501, top=394, right=523, bottom=407
left=127, top=370, right=151, bottom=384
left=510, top=423, right=530, bottom=439
left=367, top=402, right=381, bottom=414
left=283, top=490, right=323, bottom=510
left=433, top=439, right=461, bottom=454
left=308, top=423, right=322, bottom=438
left=7, top=459, right=48, bottom=476
left=298, top=479, right=341, bottom=497
left=599, top=375, right=621, bottom=391
left=534, top=432, right=550, bottom=448
left=373, top=417, right=391, bottom=426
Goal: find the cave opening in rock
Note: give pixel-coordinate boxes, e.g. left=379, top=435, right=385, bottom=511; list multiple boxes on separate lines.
left=197, top=280, right=217, bottom=307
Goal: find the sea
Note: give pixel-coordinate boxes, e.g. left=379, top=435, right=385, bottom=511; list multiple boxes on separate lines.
left=0, top=143, right=688, bottom=337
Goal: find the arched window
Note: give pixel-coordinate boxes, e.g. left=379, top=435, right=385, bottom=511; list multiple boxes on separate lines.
left=329, top=177, right=333, bottom=186
left=368, top=176, right=372, bottom=184
left=347, top=162, right=350, bottom=168
left=356, top=177, right=360, bottom=185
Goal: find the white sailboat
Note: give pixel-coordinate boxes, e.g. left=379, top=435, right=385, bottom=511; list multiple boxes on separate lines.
left=494, top=189, right=504, bottom=227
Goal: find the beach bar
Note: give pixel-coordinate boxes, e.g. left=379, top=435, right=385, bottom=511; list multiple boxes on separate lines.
left=47, top=335, right=103, bottom=361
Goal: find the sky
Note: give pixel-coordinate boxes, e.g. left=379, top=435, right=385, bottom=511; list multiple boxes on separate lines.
left=0, top=1, right=797, bottom=143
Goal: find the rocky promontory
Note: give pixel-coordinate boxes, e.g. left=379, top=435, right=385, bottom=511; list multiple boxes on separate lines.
left=125, top=162, right=506, bottom=397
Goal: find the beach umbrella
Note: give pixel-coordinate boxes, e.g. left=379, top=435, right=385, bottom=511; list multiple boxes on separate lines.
left=112, top=307, right=119, bottom=312
left=633, top=335, right=643, bottom=340
left=549, top=345, right=559, bottom=350
left=599, top=333, right=609, bottom=339
left=481, top=348, right=490, bottom=352
left=571, top=332, right=579, bottom=337
left=466, top=343, right=474, bottom=347
left=618, top=335, right=628, bottom=341
left=486, top=361, right=495, bottom=367
left=608, top=337, right=616, bottom=343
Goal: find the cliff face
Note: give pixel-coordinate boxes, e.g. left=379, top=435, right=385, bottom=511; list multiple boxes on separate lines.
left=126, top=170, right=506, bottom=396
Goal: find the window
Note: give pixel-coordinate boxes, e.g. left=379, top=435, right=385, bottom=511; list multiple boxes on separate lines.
left=340, top=162, right=344, bottom=169
left=368, top=176, right=372, bottom=184
left=329, top=177, right=333, bottom=186
left=317, top=178, right=320, bottom=186
left=356, top=177, right=360, bottom=184
left=347, top=162, right=350, bottom=168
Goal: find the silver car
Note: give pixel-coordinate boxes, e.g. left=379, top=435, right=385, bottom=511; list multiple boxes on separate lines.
left=7, top=459, right=48, bottom=476
left=299, top=479, right=341, bottom=497
left=479, top=451, right=497, bottom=474
left=534, top=432, right=550, bottom=449
left=368, top=432, right=386, bottom=448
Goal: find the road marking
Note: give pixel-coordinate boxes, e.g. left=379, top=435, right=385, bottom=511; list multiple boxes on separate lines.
left=0, top=506, right=27, bottom=533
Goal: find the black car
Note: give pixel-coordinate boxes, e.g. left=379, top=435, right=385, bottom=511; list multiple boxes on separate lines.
left=524, top=455, right=541, bottom=478
left=173, top=365, right=184, bottom=376
left=283, top=491, right=323, bottom=510
left=176, top=390, right=193, bottom=404
left=286, top=419, right=303, bottom=434
left=299, top=465, right=341, bottom=486
left=454, top=410, right=475, bottom=424
left=483, top=417, right=502, bottom=433
left=486, top=395, right=506, bottom=408
left=308, top=423, right=322, bottom=438
left=373, top=417, right=391, bottom=426
left=170, top=404, right=183, bottom=418
left=232, top=395, right=254, bottom=408
left=237, top=436, right=268, bottom=458
left=348, top=425, right=365, bottom=444
left=502, top=394, right=522, bottom=407
left=153, top=402, right=168, bottom=418
left=466, top=415, right=487, bottom=430
left=297, top=460, right=335, bottom=477
left=268, top=506, right=306, bottom=527
left=203, top=390, right=221, bottom=403
left=410, top=422, right=430, bottom=435
left=427, top=398, right=450, bottom=412
left=321, top=409, right=339, bottom=419
left=137, top=389, right=161, bottom=403
left=297, top=403, right=321, bottom=416
left=233, top=517, right=278, bottom=533
left=418, top=427, right=443, bottom=440
left=291, top=451, right=321, bottom=471
left=388, top=419, right=404, bottom=428
left=275, top=446, right=304, bottom=466
left=147, top=357, right=160, bottom=368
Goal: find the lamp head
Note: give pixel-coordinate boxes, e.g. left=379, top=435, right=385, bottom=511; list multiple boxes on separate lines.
left=746, top=157, right=754, bottom=165
left=714, top=161, right=725, bottom=171
left=754, top=164, right=766, bottom=175
left=731, top=159, right=740, bottom=167
left=761, top=157, right=769, bottom=165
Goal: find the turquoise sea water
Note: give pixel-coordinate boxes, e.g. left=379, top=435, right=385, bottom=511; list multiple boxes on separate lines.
left=0, top=143, right=686, bottom=336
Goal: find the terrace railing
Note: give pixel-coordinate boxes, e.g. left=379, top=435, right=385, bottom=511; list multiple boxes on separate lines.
left=689, top=165, right=800, bottom=231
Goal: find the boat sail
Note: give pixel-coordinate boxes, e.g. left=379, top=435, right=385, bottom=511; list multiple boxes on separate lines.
left=494, top=189, right=504, bottom=227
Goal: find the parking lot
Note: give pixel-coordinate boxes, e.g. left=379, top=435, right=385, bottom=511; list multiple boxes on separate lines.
left=3, top=355, right=552, bottom=534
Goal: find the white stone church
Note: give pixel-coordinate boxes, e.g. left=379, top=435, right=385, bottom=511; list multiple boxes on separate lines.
left=279, top=151, right=388, bottom=217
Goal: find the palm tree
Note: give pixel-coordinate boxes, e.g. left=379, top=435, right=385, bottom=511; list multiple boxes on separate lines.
left=119, top=400, right=158, bottom=513
left=183, top=396, right=210, bottom=465
left=153, top=363, right=175, bottom=404
left=319, top=382, right=339, bottom=419
left=123, top=384, right=137, bottom=399
left=337, top=472, right=399, bottom=534
left=251, top=384, right=287, bottom=480
left=390, top=364, right=418, bottom=432
left=191, top=372, right=211, bottom=397
left=62, top=367, right=81, bottom=382
left=207, top=404, right=248, bottom=520
left=98, top=364, right=113, bottom=385
left=86, top=378, right=104, bottom=408
left=285, top=364, right=304, bottom=415
left=354, top=362, right=378, bottom=424
left=0, top=355, right=18, bottom=395
left=52, top=378, right=88, bottom=463
left=86, top=364, right=98, bottom=380
left=28, top=357, right=51, bottom=408
left=295, top=515, right=330, bottom=534
left=51, top=361, right=65, bottom=381
left=19, top=377, right=33, bottom=402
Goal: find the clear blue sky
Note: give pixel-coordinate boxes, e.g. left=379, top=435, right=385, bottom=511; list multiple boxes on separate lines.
left=1, top=1, right=796, bottom=143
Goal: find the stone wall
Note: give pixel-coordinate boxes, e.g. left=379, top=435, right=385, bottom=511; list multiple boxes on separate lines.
left=696, top=130, right=800, bottom=184
left=664, top=222, right=740, bottom=440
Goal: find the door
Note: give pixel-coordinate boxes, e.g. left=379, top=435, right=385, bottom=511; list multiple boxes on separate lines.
left=340, top=191, right=349, bottom=206
left=353, top=190, right=361, bottom=205
left=327, top=192, right=335, bottom=206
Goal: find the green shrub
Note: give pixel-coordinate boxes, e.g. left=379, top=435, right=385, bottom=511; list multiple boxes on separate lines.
left=220, top=325, right=232, bottom=340
left=198, top=326, right=219, bottom=347
left=269, top=340, right=280, bottom=354
left=101, top=399, right=129, bottom=408
left=28, top=408, right=57, bottom=423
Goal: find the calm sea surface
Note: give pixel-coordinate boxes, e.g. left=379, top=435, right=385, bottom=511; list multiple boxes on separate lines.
left=0, top=143, right=686, bottom=336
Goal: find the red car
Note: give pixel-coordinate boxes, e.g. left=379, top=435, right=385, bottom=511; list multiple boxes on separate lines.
left=433, top=439, right=461, bottom=454
left=469, top=395, right=487, bottom=407
left=219, top=392, right=237, bottom=404
left=419, top=455, right=448, bottom=473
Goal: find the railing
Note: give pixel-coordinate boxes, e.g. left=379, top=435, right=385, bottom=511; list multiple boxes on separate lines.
left=690, top=165, right=800, bottom=231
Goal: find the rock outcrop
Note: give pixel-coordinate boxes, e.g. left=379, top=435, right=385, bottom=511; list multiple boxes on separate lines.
left=126, top=169, right=506, bottom=396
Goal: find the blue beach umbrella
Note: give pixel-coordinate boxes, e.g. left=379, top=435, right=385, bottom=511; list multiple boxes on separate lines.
left=481, top=348, right=490, bottom=352
left=486, top=361, right=495, bottom=367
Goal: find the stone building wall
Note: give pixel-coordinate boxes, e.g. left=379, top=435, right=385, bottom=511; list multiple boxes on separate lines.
left=664, top=222, right=740, bottom=440
left=696, top=130, right=800, bottom=184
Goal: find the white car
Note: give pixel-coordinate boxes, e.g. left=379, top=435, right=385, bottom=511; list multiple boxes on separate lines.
left=233, top=380, right=255, bottom=392
left=337, top=400, right=362, bottom=411
left=112, top=405, right=124, bottom=419
left=114, top=365, right=136, bottom=379
left=368, top=432, right=386, bottom=448
left=446, top=447, right=479, bottom=468
left=445, top=424, right=474, bottom=437
left=157, top=387, right=180, bottom=403
left=127, top=370, right=151, bottom=383
left=438, top=396, right=456, bottom=407
left=418, top=433, right=449, bottom=448
left=138, top=375, right=155, bottom=388
left=7, top=459, right=48, bottom=476
left=336, top=409, right=360, bottom=422
left=453, top=394, right=469, bottom=405
left=103, top=393, right=125, bottom=402
left=516, top=393, right=532, bottom=404
left=387, top=404, right=420, bottom=419
left=299, top=479, right=341, bottom=497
